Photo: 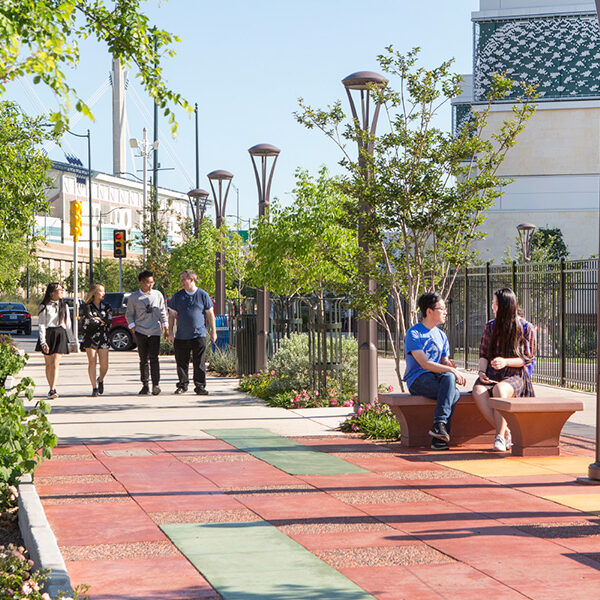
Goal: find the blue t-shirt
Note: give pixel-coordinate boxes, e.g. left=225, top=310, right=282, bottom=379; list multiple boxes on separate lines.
left=403, top=322, right=450, bottom=388
left=169, top=288, right=213, bottom=339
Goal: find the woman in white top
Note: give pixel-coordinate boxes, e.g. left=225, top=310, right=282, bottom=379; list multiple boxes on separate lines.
left=35, top=282, right=75, bottom=399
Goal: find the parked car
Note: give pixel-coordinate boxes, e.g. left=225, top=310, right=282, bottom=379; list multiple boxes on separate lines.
left=108, top=313, right=136, bottom=351
left=0, top=302, right=32, bottom=335
left=103, top=292, right=130, bottom=316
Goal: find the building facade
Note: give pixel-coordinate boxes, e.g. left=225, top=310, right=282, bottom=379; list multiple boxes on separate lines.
left=35, top=161, right=189, bottom=278
left=454, top=0, right=600, bottom=260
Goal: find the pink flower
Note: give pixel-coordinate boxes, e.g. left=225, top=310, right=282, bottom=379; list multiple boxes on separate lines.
left=343, top=400, right=353, bottom=407
left=295, top=394, right=301, bottom=401
left=330, top=399, right=338, bottom=406
left=270, top=370, right=275, bottom=375
left=314, top=390, right=319, bottom=396
left=388, top=385, right=394, bottom=392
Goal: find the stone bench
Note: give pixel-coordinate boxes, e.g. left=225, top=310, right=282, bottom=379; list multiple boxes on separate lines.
left=378, top=392, right=495, bottom=448
left=488, top=397, right=584, bottom=456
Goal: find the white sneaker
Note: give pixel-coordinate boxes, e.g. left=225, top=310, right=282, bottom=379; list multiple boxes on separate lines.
left=505, top=430, right=513, bottom=450
left=493, top=434, right=507, bottom=452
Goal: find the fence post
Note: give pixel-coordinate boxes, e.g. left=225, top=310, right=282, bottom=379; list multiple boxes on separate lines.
left=512, top=260, right=517, bottom=292
left=560, top=258, right=566, bottom=386
left=486, top=262, right=491, bottom=322
left=464, top=266, right=469, bottom=370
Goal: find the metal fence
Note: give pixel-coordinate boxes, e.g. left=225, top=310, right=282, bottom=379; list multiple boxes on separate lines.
left=378, top=259, right=598, bottom=391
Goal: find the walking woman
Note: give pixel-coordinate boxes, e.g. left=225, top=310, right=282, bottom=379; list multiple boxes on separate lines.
left=80, top=283, right=112, bottom=397
left=472, top=288, right=537, bottom=452
left=36, top=282, right=75, bottom=399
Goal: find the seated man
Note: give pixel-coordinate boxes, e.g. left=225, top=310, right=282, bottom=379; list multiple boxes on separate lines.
left=403, top=292, right=466, bottom=450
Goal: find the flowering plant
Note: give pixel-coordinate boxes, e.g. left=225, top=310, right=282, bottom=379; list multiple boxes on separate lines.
left=340, top=399, right=401, bottom=439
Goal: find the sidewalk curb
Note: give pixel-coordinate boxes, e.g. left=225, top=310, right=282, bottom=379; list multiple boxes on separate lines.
left=18, top=474, right=73, bottom=599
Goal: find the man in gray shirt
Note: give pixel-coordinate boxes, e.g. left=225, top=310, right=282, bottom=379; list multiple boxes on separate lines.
left=125, top=270, right=169, bottom=395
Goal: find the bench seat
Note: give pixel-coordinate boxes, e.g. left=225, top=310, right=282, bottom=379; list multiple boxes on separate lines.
left=378, top=392, right=495, bottom=448
left=488, top=397, right=584, bottom=456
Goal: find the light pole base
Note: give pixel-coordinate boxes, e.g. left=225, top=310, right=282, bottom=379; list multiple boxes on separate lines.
left=576, top=462, right=600, bottom=485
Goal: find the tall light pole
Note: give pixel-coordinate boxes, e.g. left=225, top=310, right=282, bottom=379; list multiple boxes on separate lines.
left=580, top=0, right=600, bottom=485
left=65, top=129, right=93, bottom=285
left=187, top=188, right=212, bottom=239
left=249, top=143, right=280, bottom=371
left=342, top=70, right=388, bottom=405
left=208, top=170, right=234, bottom=315
left=129, top=128, right=159, bottom=262
left=517, top=222, right=536, bottom=320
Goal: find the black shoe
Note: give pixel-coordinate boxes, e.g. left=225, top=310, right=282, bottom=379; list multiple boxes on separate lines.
left=97, top=378, right=104, bottom=395
left=91, top=388, right=99, bottom=397
left=428, top=421, right=450, bottom=442
left=152, top=385, right=161, bottom=396
left=174, top=387, right=187, bottom=395
left=139, top=385, right=150, bottom=395
left=431, top=438, right=450, bottom=450
left=195, top=387, right=209, bottom=396
left=48, top=389, right=58, bottom=400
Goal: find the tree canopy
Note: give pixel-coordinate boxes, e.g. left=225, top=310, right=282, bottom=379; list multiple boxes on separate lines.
left=0, top=0, right=189, bottom=132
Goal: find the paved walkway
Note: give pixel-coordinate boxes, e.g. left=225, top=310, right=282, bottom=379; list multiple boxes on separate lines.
left=16, top=347, right=600, bottom=599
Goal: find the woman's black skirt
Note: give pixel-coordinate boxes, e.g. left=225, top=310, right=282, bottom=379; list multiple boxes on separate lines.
left=36, top=326, right=70, bottom=355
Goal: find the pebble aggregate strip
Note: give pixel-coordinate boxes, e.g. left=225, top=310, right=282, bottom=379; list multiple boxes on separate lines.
left=276, top=519, right=392, bottom=534
left=332, top=489, right=433, bottom=504
left=42, top=492, right=130, bottom=505
left=222, top=484, right=317, bottom=496
left=34, top=474, right=115, bottom=485
left=150, top=509, right=260, bottom=525
left=517, top=521, right=600, bottom=538
left=330, top=452, right=400, bottom=460
left=314, top=545, right=454, bottom=568
left=179, top=454, right=256, bottom=463
left=43, top=454, right=94, bottom=461
left=60, top=541, right=179, bottom=561
left=381, top=469, right=471, bottom=480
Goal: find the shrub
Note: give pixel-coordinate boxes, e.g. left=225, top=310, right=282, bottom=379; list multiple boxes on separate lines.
left=159, top=338, right=174, bottom=355
left=238, top=370, right=282, bottom=400
left=0, top=379, right=57, bottom=485
left=0, top=545, right=90, bottom=599
left=0, top=337, right=26, bottom=388
left=267, top=333, right=358, bottom=395
left=340, top=400, right=401, bottom=440
left=207, top=345, right=236, bottom=376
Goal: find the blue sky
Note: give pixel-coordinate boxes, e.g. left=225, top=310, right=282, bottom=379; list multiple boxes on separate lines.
left=5, top=0, right=480, bottom=224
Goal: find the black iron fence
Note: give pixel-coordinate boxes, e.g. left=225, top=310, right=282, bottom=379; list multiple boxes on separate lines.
left=378, top=259, right=598, bottom=391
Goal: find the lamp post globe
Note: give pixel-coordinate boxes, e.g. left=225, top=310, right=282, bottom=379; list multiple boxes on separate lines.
left=207, top=170, right=234, bottom=315
left=249, top=143, right=280, bottom=371
left=342, top=70, right=387, bottom=406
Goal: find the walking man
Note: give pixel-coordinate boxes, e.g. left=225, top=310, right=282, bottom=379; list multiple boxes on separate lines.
left=168, top=269, right=217, bottom=395
left=403, top=292, right=466, bottom=450
left=126, top=270, right=169, bottom=395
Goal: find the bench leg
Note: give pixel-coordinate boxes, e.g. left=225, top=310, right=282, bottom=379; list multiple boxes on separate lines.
left=495, top=409, right=577, bottom=457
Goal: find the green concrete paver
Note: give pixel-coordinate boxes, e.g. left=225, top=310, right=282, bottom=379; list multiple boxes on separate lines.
left=204, top=428, right=367, bottom=475
left=162, top=521, right=375, bottom=600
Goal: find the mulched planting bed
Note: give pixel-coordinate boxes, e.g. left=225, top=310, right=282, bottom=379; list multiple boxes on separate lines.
left=0, top=508, right=23, bottom=548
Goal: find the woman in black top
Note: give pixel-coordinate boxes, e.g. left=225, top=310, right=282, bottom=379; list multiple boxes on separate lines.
left=81, top=283, right=112, bottom=397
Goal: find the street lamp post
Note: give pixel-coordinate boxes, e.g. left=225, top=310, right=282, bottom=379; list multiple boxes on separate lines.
left=249, top=143, right=280, bottom=371
left=187, top=188, right=212, bottom=239
left=517, top=222, right=536, bottom=320
left=342, top=71, right=388, bottom=405
left=208, top=170, right=234, bottom=315
left=129, top=128, right=159, bottom=262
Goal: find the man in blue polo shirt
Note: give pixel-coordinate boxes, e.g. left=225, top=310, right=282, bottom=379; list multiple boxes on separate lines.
left=168, top=269, right=217, bottom=395
left=404, top=292, right=466, bottom=450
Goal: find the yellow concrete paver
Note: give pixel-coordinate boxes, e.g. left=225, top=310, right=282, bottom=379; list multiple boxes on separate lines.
left=435, top=458, right=554, bottom=478
left=542, top=494, right=600, bottom=514
left=517, top=455, right=591, bottom=476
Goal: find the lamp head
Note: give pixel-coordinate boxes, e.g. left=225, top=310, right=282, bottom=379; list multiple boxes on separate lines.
left=207, top=169, right=234, bottom=181
left=342, top=71, right=388, bottom=90
left=248, top=143, right=280, bottom=157
left=129, top=138, right=139, bottom=149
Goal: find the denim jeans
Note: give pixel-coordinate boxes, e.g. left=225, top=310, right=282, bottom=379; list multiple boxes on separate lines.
left=408, top=371, right=460, bottom=426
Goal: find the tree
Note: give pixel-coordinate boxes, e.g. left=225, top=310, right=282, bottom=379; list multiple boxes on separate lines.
left=0, top=0, right=189, bottom=132
left=0, top=101, right=56, bottom=289
left=93, top=258, right=139, bottom=292
left=247, top=167, right=358, bottom=300
left=168, top=219, right=219, bottom=296
left=296, top=46, right=537, bottom=386
left=506, top=226, right=569, bottom=263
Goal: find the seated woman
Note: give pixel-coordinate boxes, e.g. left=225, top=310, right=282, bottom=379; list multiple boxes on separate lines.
left=472, top=288, right=536, bottom=452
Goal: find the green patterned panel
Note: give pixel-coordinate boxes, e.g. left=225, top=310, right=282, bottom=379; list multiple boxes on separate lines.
left=475, top=15, right=600, bottom=101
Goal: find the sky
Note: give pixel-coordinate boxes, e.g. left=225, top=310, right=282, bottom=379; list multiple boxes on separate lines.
left=5, top=0, right=480, bottom=225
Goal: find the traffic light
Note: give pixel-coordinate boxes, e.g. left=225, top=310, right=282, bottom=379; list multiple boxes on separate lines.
left=113, top=229, right=127, bottom=258
left=69, top=200, right=82, bottom=240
